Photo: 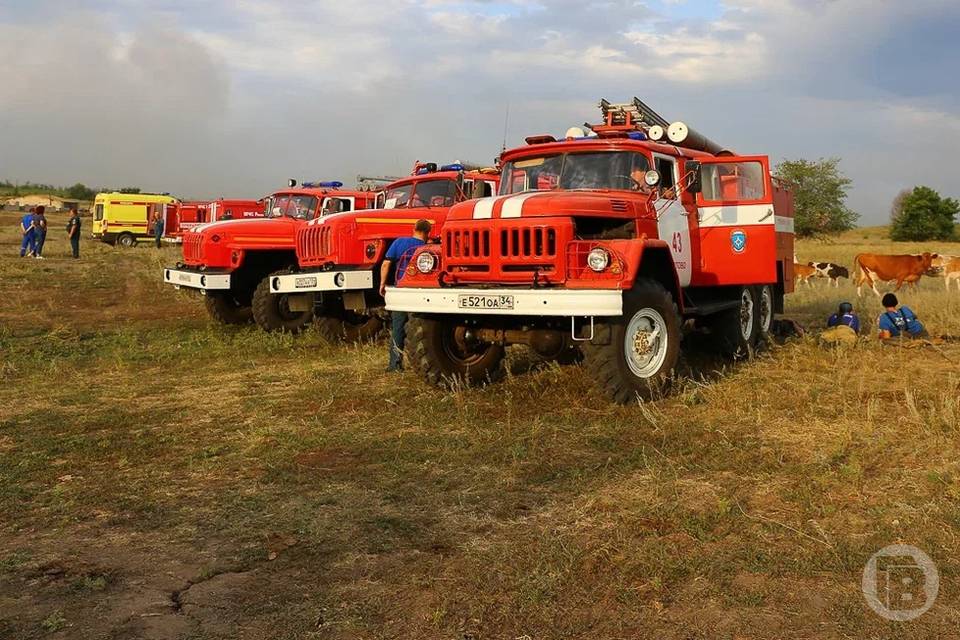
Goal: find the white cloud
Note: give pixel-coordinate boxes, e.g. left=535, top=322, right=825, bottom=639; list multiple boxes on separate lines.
left=0, top=0, right=957, bottom=222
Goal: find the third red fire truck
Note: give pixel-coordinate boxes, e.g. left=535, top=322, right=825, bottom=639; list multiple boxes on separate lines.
left=387, top=99, right=795, bottom=403
left=267, top=163, right=499, bottom=342
left=163, top=199, right=265, bottom=243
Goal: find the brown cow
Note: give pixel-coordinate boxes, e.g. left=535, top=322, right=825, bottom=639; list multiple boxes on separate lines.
left=854, top=252, right=941, bottom=297
left=793, top=262, right=816, bottom=287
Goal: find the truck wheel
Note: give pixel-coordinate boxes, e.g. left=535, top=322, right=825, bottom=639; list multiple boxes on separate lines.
left=204, top=292, right=253, bottom=325
left=583, top=279, right=681, bottom=404
left=711, top=286, right=758, bottom=358
left=756, top=285, right=774, bottom=338
left=252, top=275, right=314, bottom=334
left=315, top=312, right=383, bottom=343
left=117, top=233, right=136, bottom=248
left=405, top=315, right=504, bottom=387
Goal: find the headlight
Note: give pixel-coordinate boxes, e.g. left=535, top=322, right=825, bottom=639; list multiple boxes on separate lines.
left=416, top=252, right=437, bottom=274
left=587, top=248, right=610, bottom=272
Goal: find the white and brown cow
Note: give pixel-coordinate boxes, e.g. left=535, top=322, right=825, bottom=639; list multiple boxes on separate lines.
left=930, top=254, right=960, bottom=291
left=854, top=252, right=941, bottom=297
left=808, top=261, right=850, bottom=287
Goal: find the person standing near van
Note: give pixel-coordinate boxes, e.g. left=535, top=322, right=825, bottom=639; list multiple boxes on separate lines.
left=32, top=206, right=48, bottom=259
left=66, top=207, right=82, bottom=258
left=152, top=211, right=165, bottom=248
left=19, top=208, right=37, bottom=257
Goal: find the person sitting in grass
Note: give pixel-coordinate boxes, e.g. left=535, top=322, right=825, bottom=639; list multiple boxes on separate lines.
left=827, top=302, right=860, bottom=333
left=877, top=293, right=927, bottom=340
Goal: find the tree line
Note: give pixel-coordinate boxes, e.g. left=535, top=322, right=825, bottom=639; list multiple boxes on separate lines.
left=0, top=180, right=142, bottom=201
left=772, top=159, right=957, bottom=241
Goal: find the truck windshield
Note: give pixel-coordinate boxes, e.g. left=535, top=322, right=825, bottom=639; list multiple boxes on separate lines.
left=268, top=194, right=318, bottom=220
left=384, top=179, right=457, bottom=209
left=499, top=151, right=651, bottom=195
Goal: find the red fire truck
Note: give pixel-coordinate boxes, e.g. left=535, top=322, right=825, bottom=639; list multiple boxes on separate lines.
left=387, top=99, right=795, bottom=403
left=164, top=199, right=265, bottom=243
left=162, top=181, right=378, bottom=330
left=268, top=163, right=499, bottom=342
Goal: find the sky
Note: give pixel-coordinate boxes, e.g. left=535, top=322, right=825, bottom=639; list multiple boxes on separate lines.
left=0, top=0, right=957, bottom=224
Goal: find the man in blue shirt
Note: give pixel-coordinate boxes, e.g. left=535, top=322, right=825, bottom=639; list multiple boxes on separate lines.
left=827, top=302, right=860, bottom=333
left=877, top=293, right=926, bottom=339
left=19, top=208, right=37, bottom=257
left=379, top=219, right=432, bottom=371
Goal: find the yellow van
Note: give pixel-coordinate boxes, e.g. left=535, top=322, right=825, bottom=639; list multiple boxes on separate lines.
left=92, top=192, right=179, bottom=247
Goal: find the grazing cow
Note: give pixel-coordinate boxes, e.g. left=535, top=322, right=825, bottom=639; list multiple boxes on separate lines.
left=809, top=261, right=850, bottom=287
left=930, top=255, right=960, bottom=291
left=854, top=252, right=941, bottom=297
left=794, top=262, right=816, bottom=287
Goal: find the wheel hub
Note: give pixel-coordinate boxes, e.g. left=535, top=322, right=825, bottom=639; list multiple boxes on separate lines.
left=633, top=330, right=653, bottom=356
left=624, top=309, right=668, bottom=378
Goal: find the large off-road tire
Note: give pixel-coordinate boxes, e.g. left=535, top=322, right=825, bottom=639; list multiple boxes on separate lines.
left=583, top=279, right=681, bottom=404
left=314, top=312, right=383, bottom=343
left=117, top=232, right=137, bottom=248
left=252, top=274, right=315, bottom=333
left=204, top=292, right=253, bottom=325
left=710, top=286, right=759, bottom=359
left=405, top=315, right=505, bottom=387
left=755, top=285, right=775, bottom=344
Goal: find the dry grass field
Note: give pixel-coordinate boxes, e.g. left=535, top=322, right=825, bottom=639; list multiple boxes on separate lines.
left=3, top=211, right=960, bottom=639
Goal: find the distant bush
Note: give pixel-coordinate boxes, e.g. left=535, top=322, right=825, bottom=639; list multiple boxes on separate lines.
left=889, top=186, right=959, bottom=241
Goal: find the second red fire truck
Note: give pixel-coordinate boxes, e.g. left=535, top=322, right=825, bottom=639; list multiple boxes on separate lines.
left=267, top=163, right=499, bottom=342
left=386, top=99, right=795, bottom=403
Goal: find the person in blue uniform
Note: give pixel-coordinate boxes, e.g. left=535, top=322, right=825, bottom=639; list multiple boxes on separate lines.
left=32, top=206, right=48, bottom=258
left=19, top=208, right=37, bottom=257
left=827, top=302, right=860, bottom=333
left=379, top=219, right=432, bottom=372
left=877, top=293, right=926, bottom=339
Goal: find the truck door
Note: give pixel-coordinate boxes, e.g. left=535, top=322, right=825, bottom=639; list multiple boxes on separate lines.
left=653, top=153, right=692, bottom=287
left=691, top=156, right=776, bottom=286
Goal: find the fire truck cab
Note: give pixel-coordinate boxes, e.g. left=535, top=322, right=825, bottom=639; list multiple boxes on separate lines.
left=269, top=163, right=499, bottom=342
left=386, top=99, right=795, bottom=403
left=162, top=182, right=378, bottom=331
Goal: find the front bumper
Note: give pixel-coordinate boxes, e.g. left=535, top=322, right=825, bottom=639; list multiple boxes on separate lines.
left=385, top=286, right=623, bottom=317
left=163, top=267, right=231, bottom=290
left=270, top=269, right=373, bottom=294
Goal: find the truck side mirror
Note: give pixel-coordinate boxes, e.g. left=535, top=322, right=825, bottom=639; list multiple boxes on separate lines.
left=685, top=161, right=702, bottom=194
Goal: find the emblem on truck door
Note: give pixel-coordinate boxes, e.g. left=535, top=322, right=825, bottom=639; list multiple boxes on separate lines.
left=730, top=229, right=747, bottom=253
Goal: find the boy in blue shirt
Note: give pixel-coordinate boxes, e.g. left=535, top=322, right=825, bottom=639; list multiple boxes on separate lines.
left=827, top=302, right=860, bottom=333
left=19, top=209, right=36, bottom=257
left=379, top=219, right=432, bottom=371
left=877, top=293, right=926, bottom=339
